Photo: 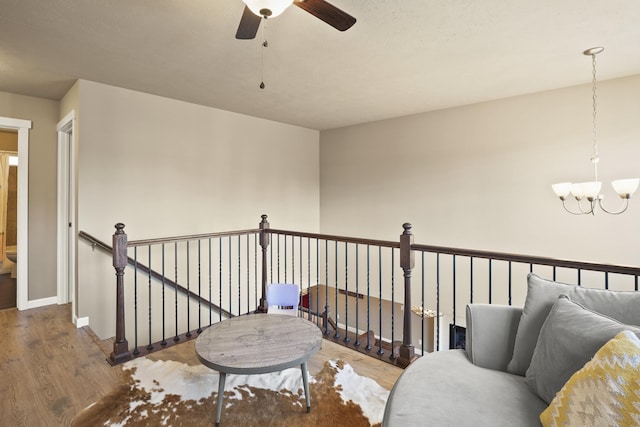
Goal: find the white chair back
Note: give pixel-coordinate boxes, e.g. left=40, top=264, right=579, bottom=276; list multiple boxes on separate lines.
left=266, top=283, right=300, bottom=316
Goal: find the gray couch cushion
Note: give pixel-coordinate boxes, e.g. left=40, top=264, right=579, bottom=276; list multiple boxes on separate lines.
left=382, top=350, right=547, bottom=427
left=525, top=296, right=640, bottom=404
left=507, top=273, right=640, bottom=375
left=466, top=304, right=522, bottom=371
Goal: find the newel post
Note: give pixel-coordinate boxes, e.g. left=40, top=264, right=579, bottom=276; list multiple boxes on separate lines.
left=110, top=223, right=132, bottom=365
left=256, top=214, right=270, bottom=313
left=398, top=223, right=415, bottom=367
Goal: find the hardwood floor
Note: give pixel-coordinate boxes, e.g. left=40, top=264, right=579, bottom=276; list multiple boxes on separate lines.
left=0, top=304, right=404, bottom=426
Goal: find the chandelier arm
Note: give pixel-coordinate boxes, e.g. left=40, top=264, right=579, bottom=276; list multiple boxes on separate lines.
left=561, top=200, right=591, bottom=215
left=597, top=198, right=630, bottom=215
left=578, top=199, right=596, bottom=215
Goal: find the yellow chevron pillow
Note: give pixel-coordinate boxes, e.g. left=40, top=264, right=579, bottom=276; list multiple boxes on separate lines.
left=540, top=330, right=640, bottom=427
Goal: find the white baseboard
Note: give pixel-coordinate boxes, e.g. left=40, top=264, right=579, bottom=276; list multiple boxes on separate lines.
left=26, top=296, right=58, bottom=309
left=74, top=315, right=89, bottom=328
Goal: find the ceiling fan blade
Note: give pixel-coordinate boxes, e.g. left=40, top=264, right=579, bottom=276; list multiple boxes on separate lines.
left=236, top=5, right=262, bottom=39
left=294, top=0, right=356, bottom=31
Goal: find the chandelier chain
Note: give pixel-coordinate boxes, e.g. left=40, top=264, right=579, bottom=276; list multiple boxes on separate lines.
left=591, top=53, right=598, bottom=161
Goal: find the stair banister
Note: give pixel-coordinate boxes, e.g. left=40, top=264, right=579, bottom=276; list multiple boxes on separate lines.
left=398, top=223, right=415, bottom=367
left=110, top=223, right=132, bottom=364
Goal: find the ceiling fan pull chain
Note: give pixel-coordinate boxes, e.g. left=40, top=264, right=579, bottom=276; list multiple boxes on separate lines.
left=260, top=19, right=268, bottom=89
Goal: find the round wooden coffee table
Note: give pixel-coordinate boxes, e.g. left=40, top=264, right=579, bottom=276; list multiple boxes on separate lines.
left=195, top=314, right=323, bottom=426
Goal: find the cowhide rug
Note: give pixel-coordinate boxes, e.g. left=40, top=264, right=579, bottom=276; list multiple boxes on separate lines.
left=71, top=358, right=389, bottom=426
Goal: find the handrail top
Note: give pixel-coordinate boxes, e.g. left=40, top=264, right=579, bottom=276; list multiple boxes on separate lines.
left=82, top=225, right=640, bottom=276
left=270, top=228, right=640, bottom=275
left=411, top=243, right=640, bottom=276
left=268, top=228, right=400, bottom=249
left=126, top=228, right=261, bottom=247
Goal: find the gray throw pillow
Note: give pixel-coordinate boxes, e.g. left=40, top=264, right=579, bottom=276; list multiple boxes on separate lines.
left=506, top=273, right=640, bottom=376
left=525, top=295, right=640, bottom=404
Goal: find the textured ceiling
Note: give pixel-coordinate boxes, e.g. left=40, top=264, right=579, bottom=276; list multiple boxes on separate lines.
left=1, top=0, right=639, bottom=130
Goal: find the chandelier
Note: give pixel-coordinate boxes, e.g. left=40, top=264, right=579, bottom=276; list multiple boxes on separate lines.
left=551, top=47, right=639, bottom=215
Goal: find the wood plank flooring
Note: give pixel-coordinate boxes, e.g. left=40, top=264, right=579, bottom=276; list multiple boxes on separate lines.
left=1, top=304, right=404, bottom=426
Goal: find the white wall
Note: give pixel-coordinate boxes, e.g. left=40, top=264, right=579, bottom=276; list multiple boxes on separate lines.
left=320, top=75, right=640, bottom=267
left=320, top=75, right=640, bottom=324
left=75, top=80, right=320, bottom=338
left=0, top=91, right=59, bottom=301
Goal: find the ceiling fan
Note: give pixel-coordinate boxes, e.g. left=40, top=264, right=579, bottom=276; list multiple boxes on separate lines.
left=236, top=0, right=356, bottom=40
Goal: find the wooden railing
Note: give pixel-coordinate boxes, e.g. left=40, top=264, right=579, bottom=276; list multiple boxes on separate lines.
left=97, top=215, right=640, bottom=366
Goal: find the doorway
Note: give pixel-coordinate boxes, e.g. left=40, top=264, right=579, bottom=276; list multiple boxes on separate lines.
left=0, top=117, right=31, bottom=311
left=0, top=131, right=18, bottom=309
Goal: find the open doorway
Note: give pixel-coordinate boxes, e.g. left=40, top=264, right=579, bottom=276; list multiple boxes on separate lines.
left=0, top=117, right=31, bottom=311
left=0, top=130, right=18, bottom=309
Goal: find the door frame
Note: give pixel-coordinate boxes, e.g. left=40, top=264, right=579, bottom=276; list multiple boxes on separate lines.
left=0, top=116, right=31, bottom=311
left=56, top=111, right=82, bottom=323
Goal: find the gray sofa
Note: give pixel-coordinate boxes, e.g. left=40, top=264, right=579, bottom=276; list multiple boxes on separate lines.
left=382, top=273, right=640, bottom=427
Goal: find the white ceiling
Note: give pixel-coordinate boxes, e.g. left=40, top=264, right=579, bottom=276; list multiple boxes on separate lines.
left=1, top=0, right=639, bottom=130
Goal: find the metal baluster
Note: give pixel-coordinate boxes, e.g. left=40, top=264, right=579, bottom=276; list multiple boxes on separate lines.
left=421, top=252, right=425, bottom=355
left=452, top=254, right=456, bottom=348
left=197, top=240, right=202, bottom=334
left=577, top=268, right=582, bottom=286
left=377, top=246, right=384, bottom=355
left=247, top=234, right=250, bottom=315
left=147, top=245, right=153, bottom=350
left=366, top=245, right=371, bottom=351
left=161, top=244, right=167, bottom=346
left=307, top=237, right=311, bottom=321
left=228, top=236, right=232, bottom=316
left=605, top=272, right=609, bottom=290
left=334, top=240, right=340, bottom=339
left=284, top=233, right=288, bottom=283
left=390, top=249, right=395, bottom=359
left=324, top=240, right=329, bottom=335
left=315, top=238, right=319, bottom=325
left=354, top=244, right=360, bottom=347
left=255, top=234, right=258, bottom=310
left=277, top=234, right=281, bottom=283
left=186, top=241, right=191, bottom=338
left=219, top=238, right=223, bottom=322
left=436, top=253, right=440, bottom=351
left=344, top=242, right=350, bottom=343
left=174, top=242, right=179, bottom=342
left=508, top=261, right=512, bottom=306
left=133, top=247, right=139, bottom=355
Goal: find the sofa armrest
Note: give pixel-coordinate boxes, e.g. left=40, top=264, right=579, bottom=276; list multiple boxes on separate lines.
left=465, top=304, right=522, bottom=372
